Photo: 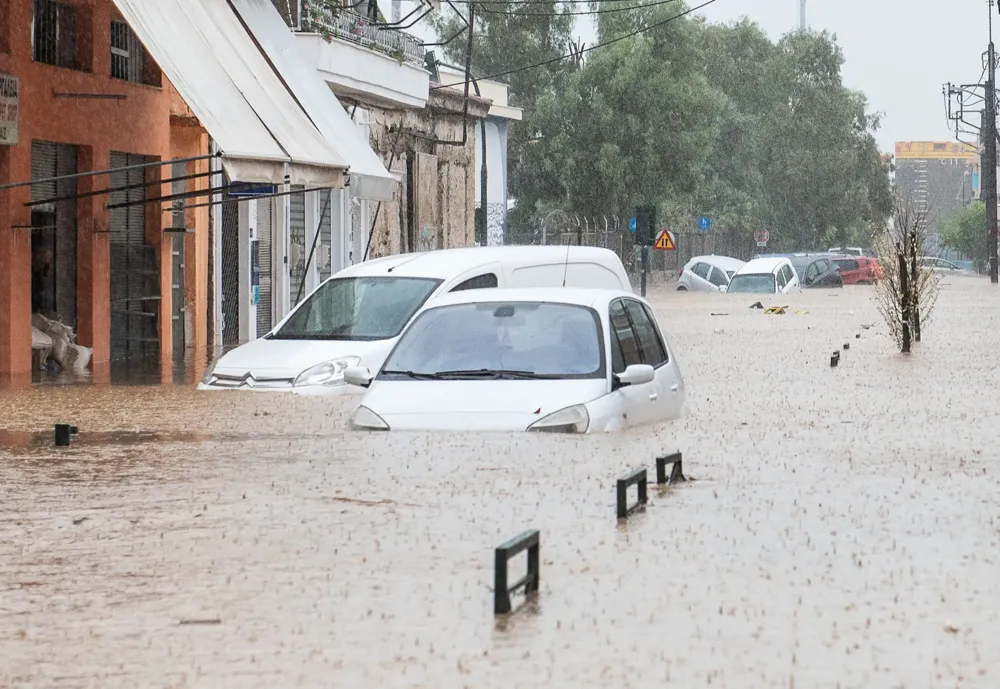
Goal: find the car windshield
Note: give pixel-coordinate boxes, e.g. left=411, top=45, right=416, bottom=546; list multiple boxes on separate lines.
left=727, top=273, right=776, bottom=293
left=271, top=276, right=442, bottom=341
left=381, top=302, right=605, bottom=379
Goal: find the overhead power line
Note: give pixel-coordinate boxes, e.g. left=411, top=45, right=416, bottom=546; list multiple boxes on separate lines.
left=431, top=0, right=720, bottom=90
left=477, top=0, right=682, bottom=17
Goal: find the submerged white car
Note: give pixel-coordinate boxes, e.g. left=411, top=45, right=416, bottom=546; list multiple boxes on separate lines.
left=346, top=288, right=686, bottom=433
left=199, top=246, right=632, bottom=395
left=676, top=255, right=746, bottom=292
left=724, top=257, right=801, bottom=295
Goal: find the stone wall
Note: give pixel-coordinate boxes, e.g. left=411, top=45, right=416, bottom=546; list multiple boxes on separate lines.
left=365, top=87, right=490, bottom=259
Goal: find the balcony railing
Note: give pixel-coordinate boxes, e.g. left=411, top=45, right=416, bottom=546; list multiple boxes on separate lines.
left=300, top=1, right=425, bottom=67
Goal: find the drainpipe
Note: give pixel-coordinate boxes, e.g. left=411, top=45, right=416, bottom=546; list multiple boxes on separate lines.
left=436, top=59, right=488, bottom=246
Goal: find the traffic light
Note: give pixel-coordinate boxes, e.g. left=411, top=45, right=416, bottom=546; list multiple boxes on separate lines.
left=635, top=205, right=656, bottom=246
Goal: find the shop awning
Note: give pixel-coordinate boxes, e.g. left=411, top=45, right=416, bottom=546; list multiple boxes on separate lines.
left=229, top=0, right=398, bottom=201
left=111, top=0, right=349, bottom=187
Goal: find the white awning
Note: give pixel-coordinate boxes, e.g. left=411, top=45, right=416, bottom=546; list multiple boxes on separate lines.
left=111, top=0, right=349, bottom=188
left=229, top=0, right=398, bottom=201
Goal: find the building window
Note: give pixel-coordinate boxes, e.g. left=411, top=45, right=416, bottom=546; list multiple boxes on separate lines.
left=111, top=20, right=160, bottom=86
left=0, top=0, right=10, bottom=53
left=32, top=0, right=86, bottom=70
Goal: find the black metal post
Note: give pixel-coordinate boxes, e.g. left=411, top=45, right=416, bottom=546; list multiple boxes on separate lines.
left=54, top=424, right=72, bottom=447
left=493, top=529, right=541, bottom=615
left=655, top=452, right=685, bottom=485
left=986, top=40, right=998, bottom=284
left=616, top=467, right=648, bottom=519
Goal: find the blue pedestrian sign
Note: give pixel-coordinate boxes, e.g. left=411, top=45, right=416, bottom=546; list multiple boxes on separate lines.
left=697, top=216, right=712, bottom=231
left=629, top=217, right=637, bottom=233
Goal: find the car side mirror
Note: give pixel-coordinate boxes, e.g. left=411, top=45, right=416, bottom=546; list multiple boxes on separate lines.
left=344, top=366, right=374, bottom=388
left=613, top=364, right=655, bottom=390
left=719, top=285, right=728, bottom=293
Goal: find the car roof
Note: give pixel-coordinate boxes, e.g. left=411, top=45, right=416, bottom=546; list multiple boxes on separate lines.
left=689, top=255, right=745, bottom=270
left=332, top=246, right=623, bottom=280
left=422, top=286, right=637, bottom=310
left=735, top=257, right=789, bottom=274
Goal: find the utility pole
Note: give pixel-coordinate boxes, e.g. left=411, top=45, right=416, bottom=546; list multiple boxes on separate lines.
left=987, top=3, right=998, bottom=283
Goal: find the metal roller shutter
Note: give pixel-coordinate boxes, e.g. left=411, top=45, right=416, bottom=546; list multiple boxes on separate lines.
left=220, top=196, right=240, bottom=345
left=109, top=151, right=159, bottom=371
left=255, top=197, right=273, bottom=336
left=318, top=190, right=332, bottom=282
left=289, top=185, right=306, bottom=305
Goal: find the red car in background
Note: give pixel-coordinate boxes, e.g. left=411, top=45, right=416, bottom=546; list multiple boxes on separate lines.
left=832, top=255, right=882, bottom=285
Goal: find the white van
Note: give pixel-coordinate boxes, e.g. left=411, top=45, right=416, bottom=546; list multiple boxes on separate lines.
left=199, top=245, right=632, bottom=395
left=724, top=257, right=801, bottom=295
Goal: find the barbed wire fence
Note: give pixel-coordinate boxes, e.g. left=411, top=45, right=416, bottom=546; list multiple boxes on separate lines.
left=506, top=213, right=757, bottom=287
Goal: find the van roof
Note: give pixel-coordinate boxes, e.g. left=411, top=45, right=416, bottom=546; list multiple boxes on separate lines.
left=425, top=286, right=635, bottom=310
left=334, top=246, right=624, bottom=280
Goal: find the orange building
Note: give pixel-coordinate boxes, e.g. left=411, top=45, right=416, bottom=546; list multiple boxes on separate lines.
left=0, top=0, right=212, bottom=383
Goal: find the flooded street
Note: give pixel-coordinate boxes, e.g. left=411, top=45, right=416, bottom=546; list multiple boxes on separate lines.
left=2, top=280, right=1000, bottom=688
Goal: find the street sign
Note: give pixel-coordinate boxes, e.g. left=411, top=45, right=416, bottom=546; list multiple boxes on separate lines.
left=228, top=182, right=277, bottom=198
left=629, top=217, right=637, bottom=233
left=653, top=229, right=676, bottom=251
left=754, top=229, right=769, bottom=248
left=697, top=215, right=712, bottom=231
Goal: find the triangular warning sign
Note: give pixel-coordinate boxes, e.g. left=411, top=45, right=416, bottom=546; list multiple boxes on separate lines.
left=653, top=230, right=676, bottom=251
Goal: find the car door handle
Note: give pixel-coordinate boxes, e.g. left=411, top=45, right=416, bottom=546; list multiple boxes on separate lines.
left=649, top=392, right=658, bottom=401
left=670, top=384, right=679, bottom=392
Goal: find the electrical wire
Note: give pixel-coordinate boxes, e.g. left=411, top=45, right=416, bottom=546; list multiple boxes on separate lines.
left=431, top=0, right=719, bottom=90
left=476, top=0, right=680, bottom=16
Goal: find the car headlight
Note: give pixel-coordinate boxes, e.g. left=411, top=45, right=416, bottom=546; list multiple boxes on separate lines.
left=293, top=357, right=361, bottom=387
left=527, top=404, right=589, bottom=433
left=351, top=405, right=390, bottom=431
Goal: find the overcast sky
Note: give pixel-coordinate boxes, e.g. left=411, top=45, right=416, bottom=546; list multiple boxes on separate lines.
left=403, top=0, right=992, bottom=153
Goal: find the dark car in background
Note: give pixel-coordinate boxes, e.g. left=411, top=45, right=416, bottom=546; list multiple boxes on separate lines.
left=787, top=254, right=843, bottom=288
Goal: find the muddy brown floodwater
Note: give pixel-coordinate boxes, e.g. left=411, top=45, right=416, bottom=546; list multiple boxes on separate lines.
left=2, top=278, right=999, bottom=689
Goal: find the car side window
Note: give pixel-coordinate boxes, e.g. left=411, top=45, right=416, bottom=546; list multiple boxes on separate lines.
left=692, top=262, right=711, bottom=280
left=708, top=267, right=728, bottom=287
left=776, top=268, right=787, bottom=290
left=609, top=300, right=642, bottom=373
left=624, top=300, right=667, bottom=367
left=450, top=273, right=498, bottom=292
left=783, top=265, right=794, bottom=284
left=806, top=262, right=818, bottom=281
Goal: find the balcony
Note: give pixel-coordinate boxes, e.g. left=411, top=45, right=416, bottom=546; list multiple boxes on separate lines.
left=288, top=2, right=430, bottom=109
left=301, top=2, right=425, bottom=67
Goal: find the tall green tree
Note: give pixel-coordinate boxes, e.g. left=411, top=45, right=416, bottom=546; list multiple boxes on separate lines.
left=940, top=200, right=989, bottom=265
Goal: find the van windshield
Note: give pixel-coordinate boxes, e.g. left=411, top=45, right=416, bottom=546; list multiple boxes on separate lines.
left=270, top=276, right=442, bottom=341
left=727, top=273, right=776, bottom=293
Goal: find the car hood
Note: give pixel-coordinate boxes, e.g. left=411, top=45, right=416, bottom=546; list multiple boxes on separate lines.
left=213, top=337, right=395, bottom=377
left=360, top=379, right=608, bottom=431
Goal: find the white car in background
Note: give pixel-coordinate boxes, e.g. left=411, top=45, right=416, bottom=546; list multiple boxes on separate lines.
left=199, top=246, right=632, bottom=395
left=676, top=255, right=746, bottom=292
left=724, top=257, right=802, bottom=295
left=346, top=288, right=686, bottom=433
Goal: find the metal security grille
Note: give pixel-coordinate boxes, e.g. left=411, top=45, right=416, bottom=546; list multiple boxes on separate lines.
left=220, top=196, right=240, bottom=345
left=109, top=151, right=159, bottom=370
left=170, top=161, right=186, bottom=357
left=32, top=0, right=79, bottom=69
left=289, top=185, right=306, bottom=304
left=318, top=190, right=332, bottom=282
left=110, top=20, right=158, bottom=85
left=29, top=140, right=78, bottom=328
left=256, top=198, right=274, bottom=336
